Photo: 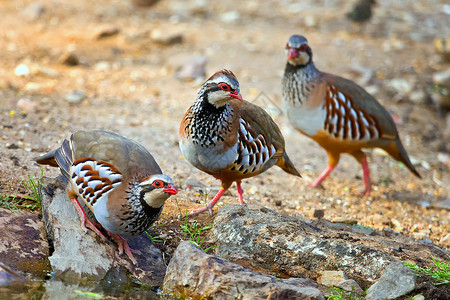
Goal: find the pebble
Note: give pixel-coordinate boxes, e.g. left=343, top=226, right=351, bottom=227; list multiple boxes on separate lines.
left=330, top=217, right=358, bottom=225
left=65, top=90, right=87, bottom=104
left=151, top=29, right=183, bottom=45
left=434, top=37, right=450, bottom=62
left=409, top=90, right=427, bottom=104
left=95, top=25, right=120, bottom=39
left=336, top=279, right=364, bottom=296
left=17, top=98, right=36, bottom=111
left=313, top=209, right=324, bottom=219
left=20, top=3, right=46, bottom=21
left=185, top=179, right=205, bottom=189
left=439, top=233, right=450, bottom=246
left=176, top=55, right=207, bottom=81
left=432, top=69, right=450, bottom=87
left=318, top=270, right=347, bottom=287
left=14, top=64, right=30, bottom=77
left=412, top=295, right=425, bottom=300
left=59, top=52, right=79, bottom=66
left=36, top=66, right=59, bottom=78
left=220, top=11, right=240, bottom=23
left=387, top=78, right=413, bottom=95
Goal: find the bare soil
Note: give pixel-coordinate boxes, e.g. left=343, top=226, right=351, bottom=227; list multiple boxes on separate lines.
left=0, top=0, right=449, bottom=275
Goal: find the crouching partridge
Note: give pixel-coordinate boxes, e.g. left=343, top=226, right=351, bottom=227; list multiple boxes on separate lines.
left=180, top=69, right=300, bottom=216
left=36, top=130, right=177, bottom=264
left=282, top=35, right=420, bottom=196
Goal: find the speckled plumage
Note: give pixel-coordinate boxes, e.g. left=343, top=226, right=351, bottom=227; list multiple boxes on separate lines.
left=282, top=35, right=420, bottom=196
left=36, top=130, right=177, bottom=263
left=180, top=70, right=300, bottom=216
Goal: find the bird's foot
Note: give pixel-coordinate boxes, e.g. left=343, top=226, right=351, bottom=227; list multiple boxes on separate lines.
left=108, top=232, right=138, bottom=265
left=84, top=219, right=107, bottom=240
left=360, top=187, right=371, bottom=198
left=187, top=204, right=214, bottom=217
left=308, top=182, right=325, bottom=189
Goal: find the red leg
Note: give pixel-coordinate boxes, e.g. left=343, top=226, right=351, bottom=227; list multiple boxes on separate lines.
left=309, top=164, right=337, bottom=188
left=361, top=156, right=371, bottom=197
left=188, top=187, right=227, bottom=217
left=107, top=232, right=139, bottom=265
left=236, top=181, right=245, bottom=205
left=69, top=197, right=106, bottom=239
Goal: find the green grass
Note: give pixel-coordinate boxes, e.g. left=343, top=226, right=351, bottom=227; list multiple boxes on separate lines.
left=180, top=218, right=213, bottom=252
left=404, top=257, right=450, bottom=285
left=327, top=287, right=364, bottom=300
left=0, top=169, right=44, bottom=210
left=145, top=224, right=164, bottom=243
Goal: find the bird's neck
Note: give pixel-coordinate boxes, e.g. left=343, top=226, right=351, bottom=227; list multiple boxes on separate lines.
left=185, top=95, right=233, bottom=147
left=125, top=181, right=163, bottom=229
left=283, top=61, right=319, bottom=105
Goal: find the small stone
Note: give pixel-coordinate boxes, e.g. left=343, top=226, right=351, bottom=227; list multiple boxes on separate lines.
left=17, top=98, right=36, bottom=111
left=412, top=295, right=425, bottom=300
left=388, top=78, right=413, bottom=95
left=175, top=55, right=207, bottom=81
left=409, top=90, right=427, bottom=104
left=313, top=209, right=324, bottom=219
left=21, top=3, right=46, bottom=21
left=330, top=217, right=358, bottom=225
left=432, top=69, right=450, bottom=87
left=24, top=82, right=42, bottom=92
left=132, top=0, right=160, bottom=7
left=435, top=37, right=450, bottom=62
left=366, top=261, right=416, bottom=300
left=60, top=52, right=79, bottom=66
left=336, top=279, right=364, bottom=296
left=96, top=25, right=120, bottom=39
left=65, top=90, right=87, bottom=104
left=220, top=11, right=240, bottom=23
left=373, top=214, right=392, bottom=226
left=151, top=29, right=183, bottom=45
left=14, top=64, right=30, bottom=77
left=318, top=270, right=347, bottom=287
left=439, top=233, right=450, bottom=246
left=36, top=66, right=59, bottom=78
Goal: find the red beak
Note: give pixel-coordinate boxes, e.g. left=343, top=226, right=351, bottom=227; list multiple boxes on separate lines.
left=288, top=48, right=299, bottom=60
left=163, top=184, right=178, bottom=195
left=230, top=90, right=243, bottom=101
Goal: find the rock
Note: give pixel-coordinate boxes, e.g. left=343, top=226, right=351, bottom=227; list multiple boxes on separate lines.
left=318, top=270, right=347, bottom=287
left=21, top=3, right=46, bottom=21
left=366, top=261, right=416, bottom=300
left=65, top=90, right=87, bottom=104
left=131, top=0, right=160, bottom=7
left=162, top=241, right=324, bottom=299
left=387, top=78, right=413, bottom=96
left=313, top=209, right=324, bottom=219
left=95, top=25, right=120, bottom=39
left=0, top=208, right=50, bottom=278
left=17, top=98, right=36, bottom=112
left=336, top=279, right=364, bottom=296
left=175, top=55, right=207, bottom=81
left=432, top=69, right=450, bottom=87
left=14, top=64, right=30, bottom=77
left=430, top=198, right=450, bottom=210
left=330, top=217, right=358, bottom=225
left=220, top=11, right=240, bottom=23
left=440, top=233, right=450, bottom=246
left=59, top=52, right=79, bottom=66
left=150, top=29, right=183, bottom=45
left=40, top=176, right=166, bottom=285
left=435, top=37, right=450, bottom=62
left=210, top=204, right=450, bottom=289
left=412, top=295, right=425, bottom=300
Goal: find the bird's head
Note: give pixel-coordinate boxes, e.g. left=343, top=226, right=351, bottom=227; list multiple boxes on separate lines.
left=139, top=174, right=177, bottom=208
left=285, top=35, right=312, bottom=67
left=199, top=69, right=243, bottom=108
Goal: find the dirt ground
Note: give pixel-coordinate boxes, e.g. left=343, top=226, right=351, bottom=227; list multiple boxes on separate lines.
left=0, top=0, right=449, bottom=267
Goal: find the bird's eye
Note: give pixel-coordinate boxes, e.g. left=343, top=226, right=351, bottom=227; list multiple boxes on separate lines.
left=299, top=44, right=308, bottom=51
left=218, top=82, right=231, bottom=91
left=153, top=180, right=163, bottom=188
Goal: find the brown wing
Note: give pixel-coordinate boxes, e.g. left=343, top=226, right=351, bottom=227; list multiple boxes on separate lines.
left=71, top=130, right=162, bottom=179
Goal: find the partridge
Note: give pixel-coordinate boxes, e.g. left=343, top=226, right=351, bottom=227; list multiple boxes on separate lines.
left=180, top=70, right=300, bottom=216
left=36, top=130, right=177, bottom=264
left=282, top=35, right=420, bottom=196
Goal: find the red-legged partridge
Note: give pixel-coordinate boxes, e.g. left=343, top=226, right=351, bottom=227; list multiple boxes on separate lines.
left=180, top=70, right=300, bottom=216
left=282, top=35, right=420, bottom=196
left=36, top=130, right=177, bottom=264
